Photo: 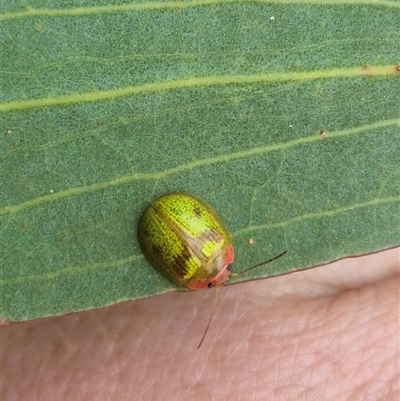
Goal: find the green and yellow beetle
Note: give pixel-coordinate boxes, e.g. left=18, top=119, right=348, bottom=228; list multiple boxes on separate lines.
left=138, top=192, right=234, bottom=290
left=138, top=191, right=287, bottom=348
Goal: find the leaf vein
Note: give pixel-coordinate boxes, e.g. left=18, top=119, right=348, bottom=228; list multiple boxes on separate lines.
left=1, top=0, right=399, bottom=21
left=0, top=66, right=397, bottom=112
left=1, top=118, right=398, bottom=216
left=2, top=195, right=398, bottom=286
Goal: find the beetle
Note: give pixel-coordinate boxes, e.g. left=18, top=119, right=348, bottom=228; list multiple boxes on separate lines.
left=138, top=192, right=235, bottom=290
left=138, top=192, right=287, bottom=347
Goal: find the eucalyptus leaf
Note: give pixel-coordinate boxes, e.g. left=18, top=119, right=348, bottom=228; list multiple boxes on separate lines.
left=1, top=0, right=399, bottom=321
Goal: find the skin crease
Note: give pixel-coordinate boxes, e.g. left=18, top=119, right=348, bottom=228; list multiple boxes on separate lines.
left=1, top=247, right=399, bottom=401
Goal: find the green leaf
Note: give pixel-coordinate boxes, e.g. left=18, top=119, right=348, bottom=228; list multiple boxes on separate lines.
left=1, top=0, right=399, bottom=322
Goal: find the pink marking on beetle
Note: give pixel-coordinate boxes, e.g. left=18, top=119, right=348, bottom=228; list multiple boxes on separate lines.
left=188, top=244, right=235, bottom=290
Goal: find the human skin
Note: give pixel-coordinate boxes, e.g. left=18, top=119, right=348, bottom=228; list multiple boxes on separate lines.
left=1, top=247, right=399, bottom=401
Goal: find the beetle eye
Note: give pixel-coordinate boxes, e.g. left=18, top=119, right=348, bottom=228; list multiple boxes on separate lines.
left=207, top=282, right=214, bottom=288
left=227, top=264, right=232, bottom=271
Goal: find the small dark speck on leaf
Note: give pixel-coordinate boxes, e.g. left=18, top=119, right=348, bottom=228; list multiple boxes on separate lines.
left=362, top=65, right=373, bottom=74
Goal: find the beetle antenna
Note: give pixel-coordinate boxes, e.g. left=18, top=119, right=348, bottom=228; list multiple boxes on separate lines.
left=231, top=250, right=288, bottom=277
left=197, top=285, right=220, bottom=349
